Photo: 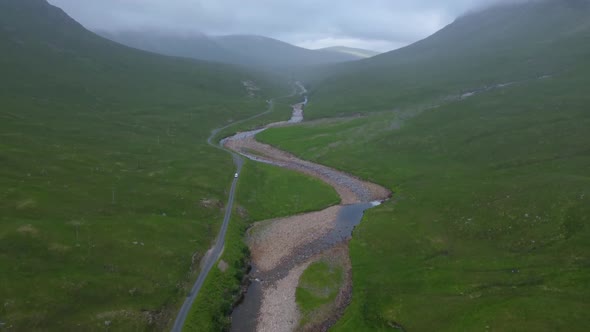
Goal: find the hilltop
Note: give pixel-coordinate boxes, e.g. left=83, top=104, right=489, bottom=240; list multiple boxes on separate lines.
left=256, top=0, right=590, bottom=330
left=304, top=0, right=590, bottom=118
left=98, top=30, right=370, bottom=69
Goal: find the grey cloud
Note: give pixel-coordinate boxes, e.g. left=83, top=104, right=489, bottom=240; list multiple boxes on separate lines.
left=47, top=0, right=534, bottom=51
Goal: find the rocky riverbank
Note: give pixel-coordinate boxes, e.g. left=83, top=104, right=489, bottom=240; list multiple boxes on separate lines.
left=226, top=96, right=391, bottom=331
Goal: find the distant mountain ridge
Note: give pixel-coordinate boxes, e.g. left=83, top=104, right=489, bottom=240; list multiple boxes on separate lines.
left=318, top=46, right=380, bottom=58
left=304, top=0, right=590, bottom=118
left=97, top=30, right=378, bottom=68
left=96, top=30, right=240, bottom=64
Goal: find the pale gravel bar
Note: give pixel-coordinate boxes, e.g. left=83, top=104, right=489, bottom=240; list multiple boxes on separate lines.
left=226, top=93, right=391, bottom=331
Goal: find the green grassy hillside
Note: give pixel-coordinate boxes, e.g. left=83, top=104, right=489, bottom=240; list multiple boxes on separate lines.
left=184, top=160, right=340, bottom=331
left=213, top=35, right=362, bottom=68
left=303, top=0, right=590, bottom=119
left=0, top=0, right=289, bottom=330
left=260, top=59, right=590, bottom=332
left=257, top=1, right=590, bottom=330
left=96, top=30, right=240, bottom=64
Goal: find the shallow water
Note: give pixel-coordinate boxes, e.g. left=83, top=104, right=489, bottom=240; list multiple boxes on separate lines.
left=230, top=266, right=262, bottom=332
left=325, top=203, right=374, bottom=245
left=230, top=202, right=379, bottom=331
left=227, top=89, right=384, bottom=330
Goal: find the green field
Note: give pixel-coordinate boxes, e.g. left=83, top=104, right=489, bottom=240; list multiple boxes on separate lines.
left=3, top=0, right=590, bottom=331
left=236, top=161, right=340, bottom=221
left=183, top=160, right=340, bottom=331
left=214, top=98, right=298, bottom=143
left=245, top=5, right=590, bottom=328
left=296, top=260, right=344, bottom=328
left=0, top=1, right=294, bottom=330
left=259, top=62, right=590, bottom=330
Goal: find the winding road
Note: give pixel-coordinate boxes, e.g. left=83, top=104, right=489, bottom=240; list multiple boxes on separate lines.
left=171, top=83, right=303, bottom=332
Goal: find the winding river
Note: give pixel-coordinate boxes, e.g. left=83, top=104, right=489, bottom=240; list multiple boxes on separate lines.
left=225, top=84, right=390, bottom=331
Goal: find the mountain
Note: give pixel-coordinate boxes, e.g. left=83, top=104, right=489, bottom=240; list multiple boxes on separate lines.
left=212, top=34, right=362, bottom=67
left=318, top=46, right=380, bottom=58
left=0, top=0, right=287, bottom=330
left=96, top=30, right=239, bottom=64
left=97, top=30, right=365, bottom=68
left=304, top=0, right=590, bottom=118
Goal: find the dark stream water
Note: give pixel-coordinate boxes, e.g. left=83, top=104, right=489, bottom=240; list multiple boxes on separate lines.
left=228, top=86, right=382, bottom=331
left=230, top=202, right=379, bottom=332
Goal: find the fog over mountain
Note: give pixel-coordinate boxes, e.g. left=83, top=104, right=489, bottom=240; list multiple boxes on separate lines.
left=47, top=0, right=537, bottom=52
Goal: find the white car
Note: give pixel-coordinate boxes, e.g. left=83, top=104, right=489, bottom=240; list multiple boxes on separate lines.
left=234, top=172, right=239, bottom=178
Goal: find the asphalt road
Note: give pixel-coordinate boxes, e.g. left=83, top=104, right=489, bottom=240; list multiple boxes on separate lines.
left=170, top=152, right=242, bottom=332
left=171, top=84, right=301, bottom=332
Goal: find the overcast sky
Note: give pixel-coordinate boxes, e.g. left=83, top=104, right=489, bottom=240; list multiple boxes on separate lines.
left=48, top=0, right=528, bottom=52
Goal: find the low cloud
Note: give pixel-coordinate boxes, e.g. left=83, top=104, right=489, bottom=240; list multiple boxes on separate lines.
left=48, top=0, right=534, bottom=52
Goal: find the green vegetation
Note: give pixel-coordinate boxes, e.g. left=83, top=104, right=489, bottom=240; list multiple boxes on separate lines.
left=213, top=35, right=362, bottom=68
left=3, top=0, right=589, bottom=331
left=100, top=31, right=364, bottom=71
left=186, top=3, right=590, bottom=330
left=214, top=98, right=297, bottom=142
left=0, top=1, right=291, bottom=330
left=303, top=1, right=590, bottom=120
left=296, top=261, right=344, bottom=326
left=237, top=161, right=340, bottom=221
left=182, top=214, right=250, bottom=332
left=184, top=160, right=340, bottom=331
left=212, top=85, right=309, bottom=143
left=259, top=69, right=590, bottom=330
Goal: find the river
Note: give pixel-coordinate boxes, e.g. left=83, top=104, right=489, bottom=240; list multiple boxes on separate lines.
left=225, top=84, right=389, bottom=331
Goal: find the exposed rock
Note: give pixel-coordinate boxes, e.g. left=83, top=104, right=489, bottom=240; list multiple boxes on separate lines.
left=218, top=260, right=229, bottom=273
left=17, top=224, right=39, bottom=235
left=199, top=198, right=223, bottom=209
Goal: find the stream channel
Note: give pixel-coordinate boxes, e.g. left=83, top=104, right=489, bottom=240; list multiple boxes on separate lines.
left=225, top=84, right=387, bottom=332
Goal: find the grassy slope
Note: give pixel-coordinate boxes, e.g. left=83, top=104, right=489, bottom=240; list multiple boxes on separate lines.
left=296, top=261, right=344, bottom=327
left=237, top=161, right=340, bottom=221
left=214, top=98, right=298, bottom=142
left=302, top=1, right=590, bottom=120
left=213, top=35, right=360, bottom=69
left=0, top=0, right=290, bottom=330
left=98, top=32, right=362, bottom=70
left=184, top=160, right=340, bottom=331
left=96, top=30, right=240, bottom=65
left=258, top=68, right=590, bottom=331
left=257, top=2, right=590, bottom=329
left=318, top=46, right=380, bottom=59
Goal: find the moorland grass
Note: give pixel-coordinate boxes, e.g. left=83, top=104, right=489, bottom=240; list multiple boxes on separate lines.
left=301, top=2, right=590, bottom=121
left=0, top=88, right=278, bottom=331
left=296, top=261, right=344, bottom=327
left=258, top=69, right=590, bottom=330
left=0, top=2, right=294, bottom=329
left=214, top=100, right=296, bottom=142
left=184, top=159, right=340, bottom=331
left=237, top=161, right=340, bottom=221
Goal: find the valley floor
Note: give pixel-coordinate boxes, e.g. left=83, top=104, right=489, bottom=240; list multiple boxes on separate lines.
left=223, top=98, right=389, bottom=331
left=256, top=72, right=590, bottom=331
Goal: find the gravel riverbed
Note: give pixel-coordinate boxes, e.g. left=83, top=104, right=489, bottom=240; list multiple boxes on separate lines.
left=226, top=101, right=391, bottom=331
